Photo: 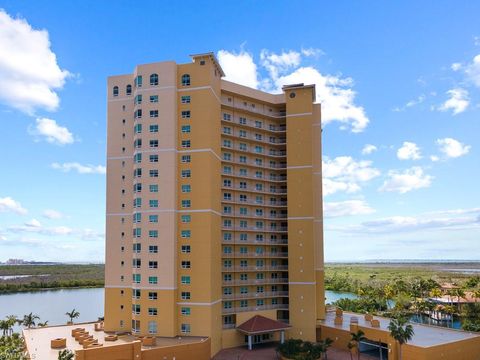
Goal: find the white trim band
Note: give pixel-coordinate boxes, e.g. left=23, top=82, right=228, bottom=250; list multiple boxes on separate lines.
left=286, top=112, right=313, bottom=118
left=177, top=299, right=222, bottom=306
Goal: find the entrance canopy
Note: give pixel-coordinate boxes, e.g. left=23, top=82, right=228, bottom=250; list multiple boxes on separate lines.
left=237, top=315, right=291, bottom=350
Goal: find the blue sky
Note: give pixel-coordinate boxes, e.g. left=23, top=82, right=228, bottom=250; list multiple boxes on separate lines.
left=0, top=1, right=479, bottom=262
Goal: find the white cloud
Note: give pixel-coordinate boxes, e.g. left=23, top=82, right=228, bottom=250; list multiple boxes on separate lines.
left=430, top=155, right=440, bottom=162
left=361, top=144, right=377, bottom=155
left=451, top=62, right=462, bottom=71
left=0, top=197, right=27, bottom=215
left=31, top=118, right=74, bottom=145
left=329, top=208, right=480, bottom=234
left=393, top=94, right=426, bottom=112
left=0, top=10, right=69, bottom=114
left=436, top=138, right=471, bottom=158
left=324, top=200, right=375, bottom=218
left=218, top=48, right=369, bottom=132
left=465, top=54, right=480, bottom=87
left=437, top=88, right=469, bottom=115
left=397, top=141, right=422, bottom=160
left=301, top=48, right=324, bottom=57
left=42, top=209, right=64, bottom=219
left=380, top=166, right=433, bottom=194
left=51, top=162, right=106, bottom=174
left=323, top=156, right=380, bottom=196
left=217, top=50, right=259, bottom=89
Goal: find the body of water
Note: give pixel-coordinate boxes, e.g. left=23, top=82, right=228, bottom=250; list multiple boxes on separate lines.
left=0, top=288, right=104, bottom=332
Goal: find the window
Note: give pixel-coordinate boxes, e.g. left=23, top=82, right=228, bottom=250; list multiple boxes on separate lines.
left=133, top=243, right=141, bottom=253
left=149, top=200, right=158, bottom=208
left=132, top=304, right=141, bottom=315
left=150, top=110, right=158, bottom=118
left=181, top=74, right=191, bottom=86
left=149, top=245, right=158, bottom=253
left=181, top=125, right=191, bottom=133
left=113, top=86, right=119, bottom=97
left=150, top=184, right=158, bottom=193
left=223, top=113, right=231, bottom=121
left=223, top=233, right=232, bottom=241
left=134, top=153, right=142, bottom=163
left=239, top=117, right=246, bottom=125
left=181, top=245, right=191, bottom=253
left=181, top=95, right=191, bottom=104
left=150, top=95, right=158, bottom=103
left=126, top=84, right=132, bottom=95
left=181, top=140, right=191, bottom=148
left=181, top=110, right=191, bottom=119
left=149, top=215, right=158, bottom=223
left=181, top=292, right=191, bottom=300
left=181, top=307, right=191, bottom=316
left=132, top=258, right=141, bottom=268
left=133, top=228, right=141, bottom=238
left=223, top=166, right=232, bottom=174
left=223, top=153, right=232, bottom=161
left=240, top=300, right=248, bottom=308
left=181, top=215, right=191, bottom=223
left=132, top=320, right=140, bottom=333
left=149, top=170, right=158, bottom=177
left=148, top=321, right=157, bottom=334
left=239, top=155, right=247, bottom=163
left=239, top=130, right=247, bottom=138
left=181, top=170, right=191, bottom=178
left=181, top=261, right=191, bottom=269
left=134, top=124, right=142, bottom=134
left=135, top=94, right=142, bottom=104
left=149, top=125, right=158, bottom=133
left=133, top=212, right=141, bottom=223
left=133, top=274, right=141, bottom=284
left=181, top=323, right=191, bottom=333
left=133, top=183, right=142, bottom=193
left=150, top=73, right=158, bottom=86
left=223, top=179, right=232, bottom=187
left=134, top=139, right=142, bottom=149
left=181, top=155, right=191, bottom=163
left=148, top=292, right=157, bottom=300
left=150, top=140, right=158, bottom=148
left=134, top=109, right=142, bottom=119
left=181, top=276, right=191, bottom=284
left=148, top=276, right=158, bottom=284
left=239, top=143, right=247, bottom=151
left=223, top=126, right=232, bottom=134
left=255, top=121, right=263, bottom=128
left=224, top=287, right=232, bottom=295
left=223, top=301, right=232, bottom=309
left=149, top=230, right=158, bottom=238
left=181, top=184, right=191, bottom=193
left=181, top=230, right=191, bottom=238
left=149, top=155, right=158, bottom=163
left=223, top=140, right=232, bottom=148
left=135, top=75, right=142, bottom=88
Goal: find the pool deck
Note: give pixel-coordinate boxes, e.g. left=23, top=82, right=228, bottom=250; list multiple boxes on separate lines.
left=23, top=322, right=206, bottom=360
left=320, top=310, right=480, bottom=347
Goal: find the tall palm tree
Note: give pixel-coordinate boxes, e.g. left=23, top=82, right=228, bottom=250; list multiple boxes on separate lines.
left=429, top=288, right=442, bottom=299
left=65, top=309, right=80, bottom=324
left=22, top=313, right=40, bottom=329
left=348, top=329, right=366, bottom=360
left=5, top=315, right=18, bottom=336
left=0, top=320, right=9, bottom=336
left=388, top=317, right=414, bottom=360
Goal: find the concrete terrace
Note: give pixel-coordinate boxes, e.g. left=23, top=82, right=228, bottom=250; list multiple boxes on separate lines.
left=23, top=322, right=207, bottom=360
left=321, top=310, right=480, bottom=347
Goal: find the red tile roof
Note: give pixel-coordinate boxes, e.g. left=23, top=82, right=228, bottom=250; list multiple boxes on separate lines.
left=236, top=315, right=291, bottom=335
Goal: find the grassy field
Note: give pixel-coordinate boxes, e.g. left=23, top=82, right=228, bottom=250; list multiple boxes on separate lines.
left=0, top=264, right=104, bottom=294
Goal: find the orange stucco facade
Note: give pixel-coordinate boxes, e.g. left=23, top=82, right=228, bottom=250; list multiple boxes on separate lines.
left=105, top=53, right=324, bottom=358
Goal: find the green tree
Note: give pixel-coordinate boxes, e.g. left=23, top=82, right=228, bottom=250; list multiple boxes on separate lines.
left=65, top=309, right=80, bottom=324
left=22, top=313, right=40, bottom=329
left=388, top=317, right=414, bottom=360
left=348, top=329, right=366, bottom=360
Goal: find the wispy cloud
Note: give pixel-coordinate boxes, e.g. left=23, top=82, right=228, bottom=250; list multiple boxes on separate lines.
left=379, top=166, right=433, bottom=194
left=0, top=197, right=27, bottom=215
left=324, top=200, right=375, bottom=218
left=51, top=162, right=106, bottom=174
left=436, top=88, right=469, bottom=115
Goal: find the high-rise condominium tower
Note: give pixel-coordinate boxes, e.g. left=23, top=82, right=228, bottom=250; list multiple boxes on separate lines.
left=105, top=53, right=324, bottom=357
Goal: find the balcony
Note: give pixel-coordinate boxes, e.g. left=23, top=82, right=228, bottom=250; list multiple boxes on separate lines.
left=222, top=252, right=288, bottom=259
left=221, top=186, right=287, bottom=196
left=221, top=238, right=288, bottom=246
left=222, top=291, right=289, bottom=300
left=221, top=226, right=288, bottom=233
left=221, top=211, right=287, bottom=220
left=222, top=303, right=289, bottom=314
left=222, top=278, right=289, bottom=286
left=222, top=158, right=287, bottom=171
left=222, top=265, right=288, bottom=272
left=222, top=323, right=236, bottom=330
left=221, top=101, right=287, bottom=120
left=222, top=170, right=287, bottom=182
left=222, top=199, right=287, bottom=208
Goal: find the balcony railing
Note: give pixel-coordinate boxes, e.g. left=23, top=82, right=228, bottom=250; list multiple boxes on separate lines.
left=222, top=158, right=287, bottom=170
left=222, top=303, right=289, bottom=314
left=221, top=239, right=288, bottom=246
left=222, top=252, right=288, bottom=259
left=221, top=101, right=287, bottom=120
left=222, top=291, right=289, bottom=300
left=221, top=186, right=287, bottom=196
left=221, top=212, right=288, bottom=220
left=222, top=265, right=288, bottom=272
left=222, top=199, right=287, bottom=207
left=221, top=226, right=288, bottom=233
left=222, top=170, right=287, bottom=182
left=222, top=323, right=236, bottom=329
left=222, top=278, right=289, bottom=286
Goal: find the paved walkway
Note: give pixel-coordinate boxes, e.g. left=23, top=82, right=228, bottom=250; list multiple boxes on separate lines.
left=213, top=343, right=379, bottom=360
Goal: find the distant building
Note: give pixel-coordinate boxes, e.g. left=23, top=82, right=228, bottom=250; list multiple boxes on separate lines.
left=5, top=258, right=27, bottom=265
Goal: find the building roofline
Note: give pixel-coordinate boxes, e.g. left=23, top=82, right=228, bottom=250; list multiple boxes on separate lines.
left=282, top=83, right=316, bottom=101
left=190, top=52, right=225, bottom=77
